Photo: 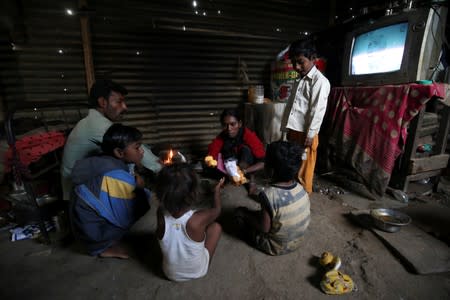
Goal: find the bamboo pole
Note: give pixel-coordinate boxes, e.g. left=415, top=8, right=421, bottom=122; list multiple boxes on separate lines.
left=79, top=0, right=95, bottom=92
left=329, top=0, right=336, bottom=26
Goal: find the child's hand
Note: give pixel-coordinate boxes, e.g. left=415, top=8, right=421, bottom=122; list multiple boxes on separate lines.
left=215, top=177, right=225, bottom=191
left=135, top=174, right=145, bottom=188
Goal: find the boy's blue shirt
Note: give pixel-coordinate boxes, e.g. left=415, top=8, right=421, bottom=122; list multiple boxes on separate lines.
left=71, top=155, right=151, bottom=229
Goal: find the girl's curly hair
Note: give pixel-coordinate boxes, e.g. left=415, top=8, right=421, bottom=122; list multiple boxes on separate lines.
left=155, top=163, right=200, bottom=214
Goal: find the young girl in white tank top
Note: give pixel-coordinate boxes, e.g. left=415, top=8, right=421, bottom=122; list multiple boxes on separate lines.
left=155, top=163, right=225, bottom=281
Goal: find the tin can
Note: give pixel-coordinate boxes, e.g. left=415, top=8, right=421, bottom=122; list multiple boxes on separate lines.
left=248, top=85, right=264, bottom=104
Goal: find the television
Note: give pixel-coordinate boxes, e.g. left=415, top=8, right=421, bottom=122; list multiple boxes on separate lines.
left=341, top=6, right=447, bottom=86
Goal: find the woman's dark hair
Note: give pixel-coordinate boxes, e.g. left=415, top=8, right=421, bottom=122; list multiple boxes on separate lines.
left=100, top=123, right=142, bottom=156
left=289, top=39, right=317, bottom=60
left=265, top=141, right=303, bottom=182
left=155, top=163, right=200, bottom=214
left=220, top=108, right=242, bottom=125
left=88, top=79, right=128, bottom=108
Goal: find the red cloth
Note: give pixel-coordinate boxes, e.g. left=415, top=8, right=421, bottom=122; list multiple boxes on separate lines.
left=323, top=83, right=446, bottom=196
left=4, top=131, right=67, bottom=173
left=208, top=127, right=266, bottom=160
left=315, top=58, right=327, bottom=73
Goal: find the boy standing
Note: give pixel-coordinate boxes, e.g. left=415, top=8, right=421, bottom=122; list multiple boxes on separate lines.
left=281, top=39, right=330, bottom=193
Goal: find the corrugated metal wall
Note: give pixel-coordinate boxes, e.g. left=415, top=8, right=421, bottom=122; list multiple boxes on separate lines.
left=1, top=0, right=333, bottom=160
left=1, top=0, right=87, bottom=108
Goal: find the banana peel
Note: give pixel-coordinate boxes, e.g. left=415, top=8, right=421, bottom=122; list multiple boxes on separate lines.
left=319, top=251, right=354, bottom=295
left=320, top=270, right=354, bottom=295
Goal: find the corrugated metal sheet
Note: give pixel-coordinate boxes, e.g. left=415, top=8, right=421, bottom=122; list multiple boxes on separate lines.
left=1, top=0, right=87, bottom=108
left=1, top=0, right=332, bottom=160
left=89, top=0, right=332, bottom=158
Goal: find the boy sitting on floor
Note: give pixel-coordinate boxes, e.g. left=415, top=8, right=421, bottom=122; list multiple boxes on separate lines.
left=70, top=124, right=151, bottom=258
left=234, top=141, right=310, bottom=255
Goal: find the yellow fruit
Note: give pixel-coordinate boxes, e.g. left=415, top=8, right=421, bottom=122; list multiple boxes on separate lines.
left=320, top=270, right=354, bottom=295
left=204, top=155, right=217, bottom=167
left=320, top=252, right=334, bottom=266
left=232, top=176, right=240, bottom=184
left=230, top=168, right=248, bottom=185
left=239, top=171, right=248, bottom=184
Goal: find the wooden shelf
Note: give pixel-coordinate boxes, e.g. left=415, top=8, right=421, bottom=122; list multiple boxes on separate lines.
left=390, top=98, right=450, bottom=193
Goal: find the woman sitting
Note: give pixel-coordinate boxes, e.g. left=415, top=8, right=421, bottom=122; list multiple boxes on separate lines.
left=207, top=108, right=265, bottom=183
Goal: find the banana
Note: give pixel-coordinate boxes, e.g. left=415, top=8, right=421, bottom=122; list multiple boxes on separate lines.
left=231, top=167, right=248, bottom=185
left=319, top=251, right=334, bottom=266
left=319, top=252, right=342, bottom=270
left=204, top=155, right=218, bottom=167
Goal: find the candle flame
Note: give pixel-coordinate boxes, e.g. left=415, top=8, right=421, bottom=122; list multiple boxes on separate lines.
left=164, top=149, right=174, bottom=165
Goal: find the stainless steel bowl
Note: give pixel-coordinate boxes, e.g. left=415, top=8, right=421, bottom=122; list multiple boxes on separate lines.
left=370, top=208, right=411, bottom=233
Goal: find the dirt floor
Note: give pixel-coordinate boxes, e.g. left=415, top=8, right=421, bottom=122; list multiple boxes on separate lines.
left=1, top=176, right=450, bottom=300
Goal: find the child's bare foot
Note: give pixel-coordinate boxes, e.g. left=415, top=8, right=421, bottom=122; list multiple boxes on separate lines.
left=99, top=244, right=129, bottom=259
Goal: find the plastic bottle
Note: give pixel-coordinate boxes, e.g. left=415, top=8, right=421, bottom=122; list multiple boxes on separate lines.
left=302, top=149, right=308, bottom=160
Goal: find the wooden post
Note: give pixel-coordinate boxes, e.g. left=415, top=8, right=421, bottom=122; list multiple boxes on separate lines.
left=79, top=0, right=95, bottom=92
left=329, top=0, right=336, bottom=26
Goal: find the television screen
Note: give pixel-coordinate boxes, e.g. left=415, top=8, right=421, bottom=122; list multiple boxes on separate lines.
left=351, top=22, right=408, bottom=75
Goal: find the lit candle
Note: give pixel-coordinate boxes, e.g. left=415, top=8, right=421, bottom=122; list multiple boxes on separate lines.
left=164, top=149, right=174, bottom=165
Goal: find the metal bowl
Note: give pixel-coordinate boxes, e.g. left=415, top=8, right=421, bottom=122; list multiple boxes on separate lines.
left=370, top=208, right=411, bottom=233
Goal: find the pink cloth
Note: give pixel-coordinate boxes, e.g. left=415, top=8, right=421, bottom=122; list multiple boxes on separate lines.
left=217, top=153, right=227, bottom=174
left=323, top=83, right=446, bottom=196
